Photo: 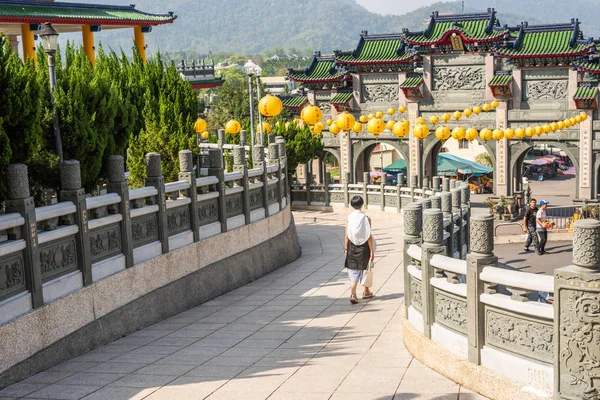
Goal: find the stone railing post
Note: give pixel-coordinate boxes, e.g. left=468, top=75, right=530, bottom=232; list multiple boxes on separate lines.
left=380, top=178, right=386, bottom=211
left=253, top=144, right=269, bottom=217
left=178, top=150, right=200, bottom=242
left=419, top=198, right=431, bottom=210
left=452, top=188, right=463, bottom=259
left=466, top=215, right=497, bottom=365
left=304, top=165, right=311, bottom=206
left=396, top=181, right=402, bottom=213
left=422, top=177, right=430, bottom=194
left=450, top=178, right=457, bottom=190
left=431, top=195, right=441, bottom=210
left=432, top=176, right=440, bottom=194
left=233, top=145, right=250, bottom=225
left=239, top=130, right=247, bottom=147
left=105, top=156, right=132, bottom=269
left=410, top=175, right=419, bottom=190
left=5, top=164, right=43, bottom=307
left=421, top=208, right=446, bottom=338
left=59, top=160, right=93, bottom=284
left=403, top=204, right=422, bottom=315
left=397, top=173, right=405, bottom=187
left=441, top=191, right=453, bottom=257
left=343, top=172, right=350, bottom=208
left=145, top=153, right=169, bottom=254
left=268, top=143, right=282, bottom=210
left=442, top=177, right=450, bottom=192
left=554, top=219, right=600, bottom=399
left=277, top=137, right=288, bottom=204
left=460, top=183, right=471, bottom=252
left=363, top=172, right=369, bottom=208
left=208, top=148, right=227, bottom=233
left=324, top=172, right=331, bottom=206
left=217, top=128, right=226, bottom=149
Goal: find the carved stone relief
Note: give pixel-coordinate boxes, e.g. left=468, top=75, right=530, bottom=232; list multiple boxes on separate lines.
left=523, top=81, right=568, bottom=100
left=40, top=238, right=78, bottom=280
left=225, top=194, right=243, bottom=217
left=361, top=74, right=399, bottom=84
left=268, top=186, right=278, bottom=205
left=312, top=192, right=326, bottom=203
left=433, top=54, right=485, bottom=66
left=329, top=192, right=345, bottom=203
left=434, top=290, right=467, bottom=334
left=131, top=215, right=158, bottom=247
left=0, top=256, right=25, bottom=298
left=249, top=188, right=263, bottom=211
left=410, top=276, right=423, bottom=311
left=432, top=67, right=485, bottom=91
left=363, top=84, right=399, bottom=103
left=384, top=195, right=397, bottom=207
left=367, top=194, right=381, bottom=205
left=198, top=199, right=218, bottom=226
left=89, top=227, right=121, bottom=262
left=167, top=207, right=190, bottom=233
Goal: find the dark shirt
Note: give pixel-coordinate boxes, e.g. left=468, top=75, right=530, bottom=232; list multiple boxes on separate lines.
left=524, top=207, right=538, bottom=227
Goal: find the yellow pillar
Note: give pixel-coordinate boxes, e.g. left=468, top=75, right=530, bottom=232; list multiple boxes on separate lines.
left=20, top=23, right=35, bottom=61
left=81, top=25, right=95, bottom=65
left=133, top=26, right=146, bottom=64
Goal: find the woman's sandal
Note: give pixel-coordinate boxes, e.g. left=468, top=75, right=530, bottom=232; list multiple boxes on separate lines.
left=362, top=292, right=374, bottom=299
left=350, top=293, right=359, bottom=304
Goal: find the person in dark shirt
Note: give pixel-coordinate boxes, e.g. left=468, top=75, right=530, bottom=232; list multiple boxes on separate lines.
left=522, top=199, right=538, bottom=252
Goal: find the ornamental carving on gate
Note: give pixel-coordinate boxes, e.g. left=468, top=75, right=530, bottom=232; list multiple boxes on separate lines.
left=432, top=67, right=485, bottom=91
left=198, top=200, right=218, bottom=225
left=40, top=239, right=77, bottom=279
left=131, top=216, right=158, bottom=245
left=225, top=194, right=243, bottom=217
left=524, top=81, right=568, bottom=100
left=486, top=309, right=553, bottom=363
left=363, top=84, right=399, bottom=102
left=410, top=276, right=423, bottom=311
left=434, top=291, right=467, bottom=333
left=0, top=257, right=25, bottom=297
left=167, top=208, right=190, bottom=232
left=559, top=290, right=600, bottom=398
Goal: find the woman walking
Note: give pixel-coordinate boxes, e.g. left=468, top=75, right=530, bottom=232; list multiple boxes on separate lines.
left=345, top=196, right=375, bottom=304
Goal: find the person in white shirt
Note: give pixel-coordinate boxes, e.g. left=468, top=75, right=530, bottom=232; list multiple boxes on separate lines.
left=345, top=196, right=375, bottom=304
left=536, top=200, right=549, bottom=255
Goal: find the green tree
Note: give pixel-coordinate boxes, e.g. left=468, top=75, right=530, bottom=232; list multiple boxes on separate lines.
left=272, top=116, right=323, bottom=178
left=475, top=152, right=493, bottom=167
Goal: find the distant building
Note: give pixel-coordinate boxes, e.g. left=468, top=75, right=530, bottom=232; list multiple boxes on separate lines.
left=177, top=59, right=224, bottom=90
left=261, top=76, right=295, bottom=95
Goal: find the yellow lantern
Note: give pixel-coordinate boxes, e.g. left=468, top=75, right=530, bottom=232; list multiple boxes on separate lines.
left=386, top=120, right=396, bottom=130
left=543, top=124, right=552, bottom=134
left=492, top=129, right=504, bottom=141
left=201, top=131, right=209, bottom=139
left=451, top=127, right=466, bottom=141
left=387, top=107, right=396, bottom=115
left=557, top=121, right=566, bottom=130
left=473, top=106, right=482, bottom=115
left=336, top=111, right=356, bottom=131
left=258, top=94, right=283, bottom=118
left=515, top=128, right=525, bottom=139
left=326, top=119, right=333, bottom=126
left=416, top=116, right=426, bottom=125
left=316, top=121, right=325, bottom=130
left=564, top=119, right=573, bottom=128
left=359, top=115, right=368, bottom=123
left=580, top=112, right=588, bottom=121
left=352, top=122, right=363, bottom=133
left=441, top=113, right=451, bottom=122
left=257, top=121, right=272, bottom=134
left=429, top=115, right=440, bottom=125
left=413, top=124, right=430, bottom=140
left=525, top=127, right=535, bottom=137
left=367, top=118, right=385, bottom=136
left=464, top=108, right=473, bottom=117
left=480, top=128, right=493, bottom=141
left=482, top=103, right=491, bottom=112
left=491, top=100, right=499, bottom=109
left=453, top=111, right=462, bottom=120
left=368, top=113, right=374, bottom=120
left=465, top=128, right=478, bottom=141
left=393, top=121, right=408, bottom=137
left=225, top=120, right=241, bottom=135
left=569, top=117, right=577, bottom=126
left=329, top=122, right=341, bottom=135
left=311, top=125, right=322, bottom=135
left=398, top=105, right=407, bottom=113
left=194, top=118, right=207, bottom=133
left=551, top=122, right=558, bottom=132
left=436, top=126, right=451, bottom=141
left=301, top=105, right=322, bottom=125
left=575, top=115, right=583, bottom=123
left=534, top=126, right=542, bottom=136
left=505, top=128, right=515, bottom=140
left=375, top=111, right=384, bottom=119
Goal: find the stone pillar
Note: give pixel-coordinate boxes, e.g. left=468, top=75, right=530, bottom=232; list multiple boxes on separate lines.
left=343, top=172, right=350, bottom=208
left=324, top=172, right=331, bottom=206
left=432, top=176, right=441, bottom=193
left=239, top=130, right=247, bottom=147
left=496, top=101, right=509, bottom=196
left=217, top=128, right=226, bottom=149
left=460, top=183, right=471, bottom=253
left=269, top=143, right=283, bottom=210
left=579, top=110, right=593, bottom=200
left=253, top=144, right=270, bottom=217
left=363, top=172, right=369, bottom=208
left=340, top=131, right=353, bottom=184
left=145, top=153, right=169, bottom=254
left=304, top=163, right=311, bottom=205
left=380, top=179, right=386, bottom=211
left=422, top=177, right=430, bottom=192
left=408, top=102, right=421, bottom=183
left=466, top=215, right=497, bottom=364
left=397, top=173, right=405, bottom=187
left=410, top=175, right=419, bottom=189
left=208, top=148, right=227, bottom=233
left=421, top=208, right=446, bottom=337
left=512, top=68, right=523, bottom=109
left=431, top=195, right=441, bottom=210
left=233, top=145, right=250, bottom=225
left=442, top=177, right=450, bottom=192
left=403, top=204, right=422, bottom=315
left=555, top=219, right=600, bottom=399
left=396, top=181, right=402, bottom=213
left=441, top=191, right=453, bottom=257
left=420, top=198, right=431, bottom=210
left=5, top=164, right=43, bottom=307
left=452, top=188, right=463, bottom=258
left=277, top=137, right=288, bottom=204
left=106, top=156, right=133, bottom=269
left=450, top=179, right=457, bottom=190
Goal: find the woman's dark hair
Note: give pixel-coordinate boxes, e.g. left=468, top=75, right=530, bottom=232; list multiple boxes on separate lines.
left=350, top=196, right=364, bottom=210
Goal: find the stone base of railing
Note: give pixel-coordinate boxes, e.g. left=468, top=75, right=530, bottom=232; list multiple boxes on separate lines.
left=401, top=306, right=549, bottom=400
left=0, top=207, right=300, bottom=389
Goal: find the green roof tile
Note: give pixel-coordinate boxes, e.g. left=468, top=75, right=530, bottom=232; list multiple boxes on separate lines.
left=0, top=1, right=175, bottom=24
left=399, top=75, right=424, bottom=89
left=488, top=74, right=513, bottom=87
left=573, top=86, right=598, bottom=100
left=280, top=96, right=308, bottom=108
left=334, top=34, right=415, bottom=64
left=330, top=92, right=353, bottom=104
left=574, top=61, right=600, bottom=74
left=288, top=55, right=346, bottom=83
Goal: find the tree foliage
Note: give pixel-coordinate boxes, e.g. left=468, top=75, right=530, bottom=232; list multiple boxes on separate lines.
left=475, top=152, right=493, bottom=167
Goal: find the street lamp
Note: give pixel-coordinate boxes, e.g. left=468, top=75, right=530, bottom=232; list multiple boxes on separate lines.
left=39, top=22, right=63, bottom=162
left=244, top=60, right=259, bottom=147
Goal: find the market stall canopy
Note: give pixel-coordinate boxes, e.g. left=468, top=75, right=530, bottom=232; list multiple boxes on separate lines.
left=383, top=154, right=492, bottom=177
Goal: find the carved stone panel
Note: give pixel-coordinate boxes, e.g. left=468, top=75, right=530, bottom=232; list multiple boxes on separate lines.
left=433, top=54, right=485, bottom=66
left=410, top=275, right=423, bottom=311
left=89, top=225, right=122, bottom=263
left=329, top=191, right=345, bottom=204
left=367, top=193, right=381, bottom=205
left=362, top=74, right=399, bottom=84
left=523, top=81, right=568, bottom=100
left=432, top=67, right=485, bottom=91
left=485, top=306, right=553, bottom=364
left=312, top=192, right=326, bottom=203
left=0, top=253, right=26, bottom=301
left=249, top=188, right=263, bottom=211
left=40, top=238, right=78, bottom=282
left=434, top=289, right=467, bottom=334
left=198, top=199, right=218, bottom=226
left=131, top=214, right=158, bottom=248
left=267, top=185, right=278, bottom=205
left=167, top=206, right=191, bottom=235
left=362, top=84, right=399, bottom=103
left=225, top=193, right=243, bottom=218
left=384, top=194, right=397, bottom=207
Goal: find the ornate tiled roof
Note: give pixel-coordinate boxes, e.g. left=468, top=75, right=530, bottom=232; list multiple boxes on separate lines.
left=402, top=9, right=507, bottom=45
left=492, top=20, right=594, bottom=59
left=488, top=73, right=513, bottom=87
left=330, top=92, right=353, bottom=105
left=288, top=53, right=348, bottom=83
left=573, top=85, right=598, bottom=100
left=574, top=61, right=600, bottom=74
left=279, top=95, right=308, bottom=109
left=333, top=32, right=417, bottom=65
left=0, top=1, right=176, bottom=26
left=399, top=75, right=424, bottom=89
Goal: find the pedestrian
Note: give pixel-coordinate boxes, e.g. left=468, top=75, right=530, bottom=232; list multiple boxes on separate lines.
left=345, top=195, right=375, bottom=304
left=536, top=200, right=550, bottom=255
left=522, top=198, right=538, bottom=252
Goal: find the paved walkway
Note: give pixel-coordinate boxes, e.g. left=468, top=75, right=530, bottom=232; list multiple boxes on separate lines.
left=0, top=211, right=485, bottom=400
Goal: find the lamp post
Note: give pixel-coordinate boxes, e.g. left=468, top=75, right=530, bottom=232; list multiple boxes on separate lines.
left=254, top=65, right=264, bottom=145
left=39, top=22, right=63, bottom=162
left=244, top=60, right=259, bottom=147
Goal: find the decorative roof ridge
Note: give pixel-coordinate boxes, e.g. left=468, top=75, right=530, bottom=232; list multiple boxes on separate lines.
left=0, top=1, right=175, bottom=17
left=429, top=8, right=495, bottom=23
left=577, top=81, right=598, bottom=87
left=508, top=21, right=578, bottom=33
left=406, top=72, right=423, bottom=78
left=359, top=31, right=405, bottom=41
left=493, top=71, right=512, bottom=75
left=288, top=51, right=338, bottom=75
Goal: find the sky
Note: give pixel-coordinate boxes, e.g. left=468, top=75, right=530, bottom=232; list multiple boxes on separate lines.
left=355, top=0, right=442, bottom=15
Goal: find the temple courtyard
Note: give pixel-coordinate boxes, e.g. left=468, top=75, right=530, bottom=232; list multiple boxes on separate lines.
left=0, top=211, right=484, bottom=400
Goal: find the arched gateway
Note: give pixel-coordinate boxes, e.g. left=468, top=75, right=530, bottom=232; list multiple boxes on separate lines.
left=286, top=10, right=600, bottom=200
